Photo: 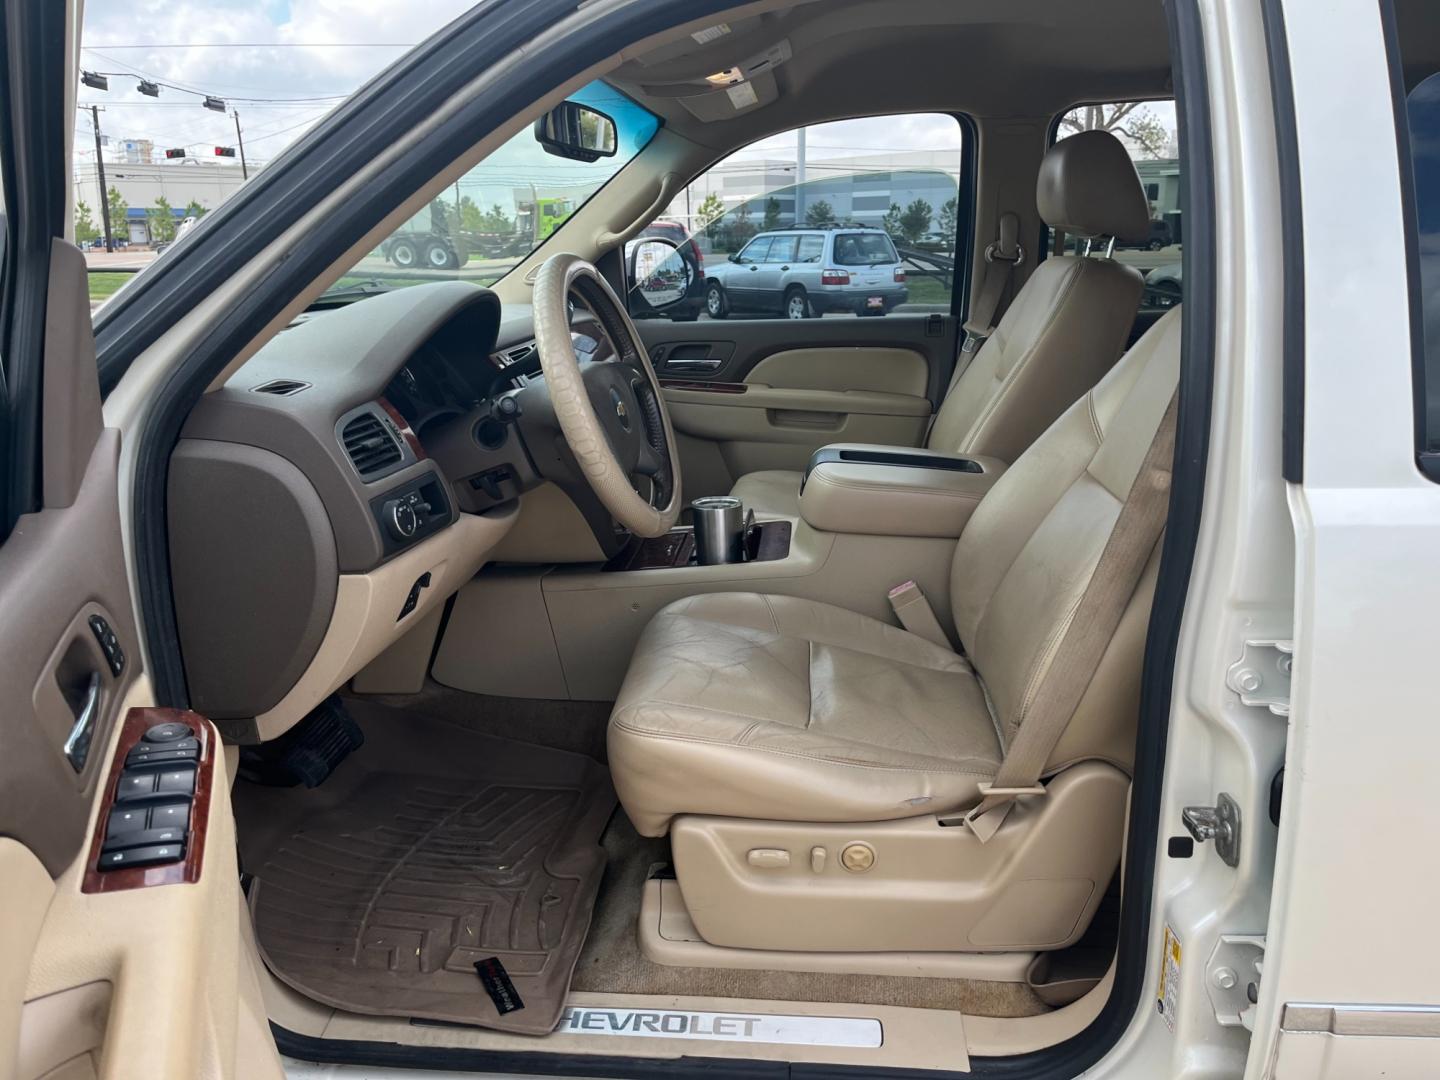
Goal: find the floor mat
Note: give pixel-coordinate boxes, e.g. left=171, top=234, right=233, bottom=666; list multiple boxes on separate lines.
left=239, top=706, right=615, bottom=1036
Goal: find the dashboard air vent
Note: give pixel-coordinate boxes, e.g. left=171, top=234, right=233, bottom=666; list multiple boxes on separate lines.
left=251, top=378, right=311, bottom=396
left=341, top=412, right=403, bottom=478
left=493, top=344, right=536, bottom=369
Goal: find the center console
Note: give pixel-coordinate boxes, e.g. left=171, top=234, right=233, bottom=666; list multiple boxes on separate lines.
left=605, top=519, right=793, bottom=572
left=797, top=443, right=1006, bottom=539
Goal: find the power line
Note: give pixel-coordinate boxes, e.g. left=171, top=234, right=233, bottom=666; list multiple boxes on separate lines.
left=85, top=42, right=416, bottom=49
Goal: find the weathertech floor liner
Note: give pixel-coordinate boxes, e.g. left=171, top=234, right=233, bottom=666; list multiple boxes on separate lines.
left=239, top=705, right=615, bottom=1035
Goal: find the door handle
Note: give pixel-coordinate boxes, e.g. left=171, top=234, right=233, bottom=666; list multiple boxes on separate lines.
left=63, top=670, right=102, bottom=772
left=748, top=266, right=758, bottom=271
left=780, top=265, right=790, bottom=271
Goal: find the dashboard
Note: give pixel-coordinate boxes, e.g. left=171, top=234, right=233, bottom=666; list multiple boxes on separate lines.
left=166, top=282, right=583, bottom=741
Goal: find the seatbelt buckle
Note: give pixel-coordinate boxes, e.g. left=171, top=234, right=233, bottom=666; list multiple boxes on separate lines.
left=955, top=783, right=1048, bottom=842
left=887, top=580, right=952, bottom=650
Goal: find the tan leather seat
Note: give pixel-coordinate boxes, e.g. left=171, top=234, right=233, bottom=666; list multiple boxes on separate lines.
left=610, top=306, right=1181, bottom=837
left=730, top=130, right=1150, bottom=519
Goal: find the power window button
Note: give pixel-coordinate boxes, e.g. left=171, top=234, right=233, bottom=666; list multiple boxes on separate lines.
left=150, top=803, right=190, bottom=831
left=115, top=773, right=158, bottom=801
left=156, top=768, right=196, bottom=796
left=106, top=807, right=148, bottom=837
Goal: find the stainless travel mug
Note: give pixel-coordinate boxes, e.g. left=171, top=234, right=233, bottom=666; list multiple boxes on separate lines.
left=691, top=496, right=746, bottom=565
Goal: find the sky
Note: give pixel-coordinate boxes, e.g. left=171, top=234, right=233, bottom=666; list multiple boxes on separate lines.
left=76, top=0, right=479, bottom=169
left=75, top=3, right=1176, bottom=183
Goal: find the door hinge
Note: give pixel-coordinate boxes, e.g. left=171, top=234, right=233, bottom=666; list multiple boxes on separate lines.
left=1205, top=934, right=1265, bottom=1030
left=1182, top=791, right=1242, bottom=867
left=1226, top=639, right=1292, bottom=716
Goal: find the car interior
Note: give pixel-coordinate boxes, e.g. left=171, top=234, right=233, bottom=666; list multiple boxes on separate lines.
left=22, top=0, right=1374, bottom=1073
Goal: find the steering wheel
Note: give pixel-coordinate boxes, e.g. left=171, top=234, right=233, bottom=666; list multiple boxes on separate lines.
left=532, top=253, right=682, bottom=538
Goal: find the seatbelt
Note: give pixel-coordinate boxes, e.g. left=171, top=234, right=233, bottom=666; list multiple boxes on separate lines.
left=957, top=211, right=1024, bottom=366
left=887, top=580, right=952, bottom=650
left=959, top=391, right=1179, bottom=843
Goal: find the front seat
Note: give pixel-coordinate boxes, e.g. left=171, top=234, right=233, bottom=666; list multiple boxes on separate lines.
left=608, top=307, right=1182, bottom=954
left=730, top=129, right=1151, bottom=519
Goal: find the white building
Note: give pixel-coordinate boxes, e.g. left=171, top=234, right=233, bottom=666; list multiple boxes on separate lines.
left=73, top=160, right=256, bottom=244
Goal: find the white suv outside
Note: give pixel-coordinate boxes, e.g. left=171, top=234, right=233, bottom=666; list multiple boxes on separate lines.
left=703, top=224, right=909, bottom=319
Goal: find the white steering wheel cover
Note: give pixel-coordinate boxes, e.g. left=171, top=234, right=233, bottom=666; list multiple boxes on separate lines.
left=532, top=253, right=682, bottom=538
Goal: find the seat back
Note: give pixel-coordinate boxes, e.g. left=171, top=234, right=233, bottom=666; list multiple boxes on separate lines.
left=949, top=306, right=1183, bottom=776
left=927, top=130, right=1151, bottom=464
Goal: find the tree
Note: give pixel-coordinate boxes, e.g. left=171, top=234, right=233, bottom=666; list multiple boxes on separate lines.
left=762, top=196, right=782, bottom=230
left=183, top=199, right=206, bottom=220
left=74, top=201, right=99, bottom=244
left=881, top=202, right=903, bottom=237
left=148, top=196, right=177, bottom=244
left=481, top=203, right=513, bottom=232
left=696, top=193, right=725, bottom=241
left=938, top=196, right=958, bottom=239
left=106, top=186, right=128, bottom=241
left=804, top=199, right=834, bottom=227
left=458, top=195, right=483, bottom=232
left=727, top=201, right=756, bottom=248
left=1060, top=102, right=1171, bottom=159
left=899, top=198, right=933, bottom=244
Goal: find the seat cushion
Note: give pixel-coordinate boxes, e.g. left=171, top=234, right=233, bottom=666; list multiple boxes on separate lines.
left=608, top=592, right=1003, bottom=836
left=729, top=469, right=803, bottom=518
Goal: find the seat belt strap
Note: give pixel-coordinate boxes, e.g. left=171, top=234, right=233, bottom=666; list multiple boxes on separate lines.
left=958, top=211, right=1024, bottom=361
left=888, top=581, right=952, bottom=650
left=961, top=390, right=1179, bottom=843
left=926, top=213, right=1024, bottom=444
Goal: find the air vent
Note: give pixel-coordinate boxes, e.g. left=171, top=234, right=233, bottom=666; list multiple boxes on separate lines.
left=251, top=378, right=311, bottom=396
left=493, top=344, right=536, bottom=369
left=340, top=412, right=403, bottom=478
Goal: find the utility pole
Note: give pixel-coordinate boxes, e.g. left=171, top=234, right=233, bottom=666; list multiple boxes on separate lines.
left=91, top=105, right=114, bottom=252
left=794, top=126, right=807, bottom=226
left=232, top=110, right=248, bottom=180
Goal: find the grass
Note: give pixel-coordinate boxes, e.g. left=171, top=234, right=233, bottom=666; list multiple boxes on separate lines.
left=88, top=272, right=137, bottom=304
left=904, top=275, right=950, bottom=306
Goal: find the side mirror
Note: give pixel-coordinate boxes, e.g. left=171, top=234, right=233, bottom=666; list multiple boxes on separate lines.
left=627, top=237, right=693, bottom=312
left=534, top=101, right=617, bottom=163
left=727, top=252, right=738, bottom=263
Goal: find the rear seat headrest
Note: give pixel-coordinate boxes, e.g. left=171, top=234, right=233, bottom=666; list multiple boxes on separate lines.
left=1036, top=129, right=1151, bottom=243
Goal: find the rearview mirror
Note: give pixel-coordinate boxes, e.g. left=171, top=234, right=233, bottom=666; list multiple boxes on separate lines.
left=534, top=101, right=617, bottom=162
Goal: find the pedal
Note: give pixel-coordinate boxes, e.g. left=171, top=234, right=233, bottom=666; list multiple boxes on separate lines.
left=238, top=695, right=364, bottom=788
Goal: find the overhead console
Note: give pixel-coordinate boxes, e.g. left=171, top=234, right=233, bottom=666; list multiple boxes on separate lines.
left=798, top=443, right=1007, bottom=539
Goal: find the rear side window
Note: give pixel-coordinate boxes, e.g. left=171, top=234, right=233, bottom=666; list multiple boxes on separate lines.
left=831, top=233, right=897, bottom=266
left=1403, top=71, right=1440, bottom=466
left=797, top=234, right=824, bottom=262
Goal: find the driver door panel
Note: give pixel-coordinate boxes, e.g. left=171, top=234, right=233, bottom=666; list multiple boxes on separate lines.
left=636, top=316, right=956, bottom=498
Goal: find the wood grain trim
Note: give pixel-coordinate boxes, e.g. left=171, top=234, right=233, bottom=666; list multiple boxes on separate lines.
left=659, top=379, right=748, bottom=394
left=80, top=707, right=216, bottom=894
left=378, top=396, right=428, bottom=460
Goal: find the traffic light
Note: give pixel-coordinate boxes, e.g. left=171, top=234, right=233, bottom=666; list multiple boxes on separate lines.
left=165, top=148, right=186, bottom=160
left=214, top=146, right=237, bottom=158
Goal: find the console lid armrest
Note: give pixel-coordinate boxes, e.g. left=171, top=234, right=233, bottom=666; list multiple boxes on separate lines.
left=799, top=444, right=1007, bottom=538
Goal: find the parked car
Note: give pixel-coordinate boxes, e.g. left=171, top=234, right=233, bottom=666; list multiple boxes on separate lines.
left=703, top=225, right=908, bottom=318
left=1116, top=217, right=1175, bottom=250
left=1144, top=261, right=1182, bottom=308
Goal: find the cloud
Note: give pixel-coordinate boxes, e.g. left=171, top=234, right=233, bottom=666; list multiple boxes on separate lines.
left=78, top=0, right=476, bottom=166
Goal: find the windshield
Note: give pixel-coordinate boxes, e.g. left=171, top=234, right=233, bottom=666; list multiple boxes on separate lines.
left=321, top=80, right=658, bottom=300
left=831, top=233, right=898, bottom=267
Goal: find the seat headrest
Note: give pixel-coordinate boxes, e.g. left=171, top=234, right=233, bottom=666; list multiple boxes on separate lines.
left=1036, top=130, right=1151, bottom=243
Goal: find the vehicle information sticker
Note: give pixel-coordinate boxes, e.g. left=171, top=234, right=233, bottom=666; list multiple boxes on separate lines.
left=1157, top=924, right=1182, bottom=1032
